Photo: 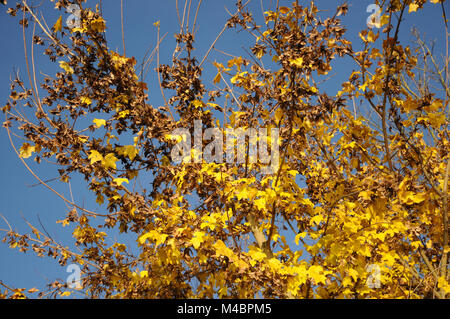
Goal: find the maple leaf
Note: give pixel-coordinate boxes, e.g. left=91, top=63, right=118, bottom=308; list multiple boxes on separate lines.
left=19, top=142, right=35, bottom=158
left=399, top=190, right=426, bottom=205
left=88, top=150, right=103, bottom=164
left=213, top=240, right=234, bottom=258
left=308, top=265, right=327, bottom=285
left=113, top=178, right=129, bottom=186
left=139, top=230, right=168, bottom=246
left=427, top=113, right=446, bottom=128
left=358, top=190, right=373, bottom=200
left=190, top=231, right=206, bottom=249
left=408, top=2, right=419, bottom=13
left=92, top=119, right=106, bottom=128
left=213, top=72, right=222, bottom=84
left=117, top=145, right=139, bottom=160
left=367, top=30, right=378, bottom=43
left=103, top=153, right=118, bottom=170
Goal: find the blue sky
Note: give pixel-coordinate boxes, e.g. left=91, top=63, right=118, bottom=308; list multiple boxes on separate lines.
left=0, top=0, right=447, bottom=296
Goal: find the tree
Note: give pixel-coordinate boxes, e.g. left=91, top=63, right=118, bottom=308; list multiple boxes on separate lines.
left=1, top=0, right=449, bottom=299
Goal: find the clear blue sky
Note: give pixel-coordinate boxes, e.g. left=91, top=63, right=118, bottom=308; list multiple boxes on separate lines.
left=0, top=0, right=447, bottom=296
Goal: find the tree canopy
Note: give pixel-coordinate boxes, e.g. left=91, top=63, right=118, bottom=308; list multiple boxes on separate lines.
left=1, top=0, right=449, bottom=299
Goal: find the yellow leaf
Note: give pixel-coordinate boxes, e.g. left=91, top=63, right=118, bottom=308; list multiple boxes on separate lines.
left=113, top=178, right=129, bottom=186
left=347, top=268, right=359, bottom=281
left=191, top=100, right=203, bottom=108
left=93, top=118, right=106, bottom=128
left=438, top=276, right=450, bottom=294
left=344, top=201, right=357, bottom=210
left=57, top=219, right=70, bottom=227
left=90, top=18, right=106, bottom=33
left=19, top=142, right=35, bottom=158
left=382, top=252, right=398, bottom=266
left=213, top=240, right=234, bottom=258
left=410, top=193, right=427, bottom=203
left=367, top=30, right=378, bottom=43
left=274, top=107, right=284, bottom=124
left=402, top=97, right=419, bottom=112
left=59, top=61, right=74, bottom=74
left=358, top=190, right=372, bottom=200
left=308, top=265, right=327, bottom=284
left=117, top=110, right=130, bottom=118
left=254, top=198, right=266, bottom=211
left=60, top=291, right=71, bottom=297
left=72, top=26, right=86, bottom=34
left=380, top=15, right=389, bottom=26
left=88, top=150, right=103, bottom=164
left=409, top=2, right=419, bottom=13
left=371, top=14, right=389, bottom=29
left=213, top=72, right=221, bottom=84
left=425, top=99, right=443, bottom=112
left=103, top=153, right=118, bottom=170
left=190, top=231, right=206, bottom=249
left=248, top=245, right=266, bottom=262
left=138, top=230, right=168, bottom=246
left=153, top=20, right=160, bottom=27
left=117, top=145, right=139, bottom=160
left=398, top=178, right=427, bottom=205
left=290, top=57, right=303, bottom=67
left=310, top=214, right=323, bottom=226
left=53, top=16, right=62, bottom=32
left=230, top=71, right=247, bottom=84
left=427, top=113, right=446, bottom=128
left=80, top=96, right=92, bottom=105
left=28, top=223, right=41, bottom=240
left=138, top=233, right=151, bottom=244
left=78, top=136, right=88, bottom=143
left=359, top=32, right=367, bottom=42
left=342, top=276, right=353, bottom=287
left=359, top=82, right=368, bottom=92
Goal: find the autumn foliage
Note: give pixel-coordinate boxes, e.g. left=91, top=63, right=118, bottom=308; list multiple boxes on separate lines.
left=1, top=0, right=449, bottom=299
